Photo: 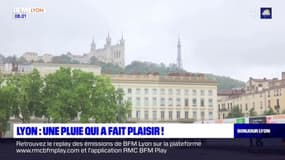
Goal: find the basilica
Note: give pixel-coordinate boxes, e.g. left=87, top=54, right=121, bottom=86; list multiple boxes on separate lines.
left=85, top=34, right=125, bottom=68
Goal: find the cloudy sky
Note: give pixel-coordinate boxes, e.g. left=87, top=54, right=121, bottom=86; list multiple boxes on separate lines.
left=0, top=0, right=285, bottom=81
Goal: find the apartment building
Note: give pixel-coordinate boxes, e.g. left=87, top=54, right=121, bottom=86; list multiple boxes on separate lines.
left=109, top=73, right=218, bottom=122
left=218, top=72, right=285, bottom=119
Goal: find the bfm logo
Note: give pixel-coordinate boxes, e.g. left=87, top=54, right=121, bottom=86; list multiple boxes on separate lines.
left=260, top=7, right=272, bottom=19
left=13, top=7, right=45, bottom=19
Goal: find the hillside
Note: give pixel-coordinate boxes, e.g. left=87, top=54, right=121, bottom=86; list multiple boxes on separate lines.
left=99, top=60, right=245, bottom=91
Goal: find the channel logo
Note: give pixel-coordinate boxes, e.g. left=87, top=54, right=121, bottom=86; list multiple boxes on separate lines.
left=13, top=7, right=45, bottom=19
left=260, top=7, right=272, bottom=19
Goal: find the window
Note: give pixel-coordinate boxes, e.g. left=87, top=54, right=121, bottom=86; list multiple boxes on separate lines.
left=168, top=89, right=173, bottom=95
left=245, top=104, right=248, bottom=111
left=127, top=97, right=132, bottom=103
left=268, top=100, right=271, bottom=108
left=176, top=98, right=181, bottom=106
left=127, top=88, right=132, bottom=94
left=208, top=99, right=213, bottom=107
left=184, top=89, right=189, bottom=96
left=184, top=98, right=189, bottom=107
left=144, top=97, right=149, bottom=106
left=152, top=89, right=157, bottom=95
left=160, top=98, right=165, bottom=106
left=136, top=111, right=140, bottom=120
left=144, top=88, right=149, bottom=95
left=152, top=111, right=157, bottom=121
left=208, top=90, right=213, bottom=96
left=136, top=88, right=141, bottom=95
left=160, top=89, right=165, bottom=95
left=127, top=112, right=131, bottom=119
left=176, top=111, right=180, bottom=120
left=209, top=112, right=213, bottom=120
left=193, top=111, right=197, bottom=120
left=201, top=111, right=205, bottom=120
left=192, top=90, right=197, bottom=96
left=200, top=90, right=205, bottom=96
left=144, top=111, right=149, bottom=120
left=200, top=99, right=205, bottom=107
left=168, top=98, right=173, bottom=106
left=152, top=97, right=157, bottom=106
left=184, top=111, right=189, bottom=120
left=136, top=97, right=141, bottom=106
left=168, top=111, right=173, bottom=120
left=160, top=111, right=165, bottom=120
left=176, top=89, right=181, bottom=95
left=192, top=98, right=197, bottom=106
left=260, top=101, right=263, bottom=110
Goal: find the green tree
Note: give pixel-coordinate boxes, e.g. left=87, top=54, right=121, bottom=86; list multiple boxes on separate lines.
left=102, top=63, right=124, bottom=74
left=0, top=79, right=15, bottom=137
left=51, top=54, right=72, bottom=64
left=43, top=67, right=130, bottom=123
left=249, top=107, right=257, bottom=117
left=90, top=56, right=103, bottom=65
left=43, top=67, right=78, bottom=122
left=227, top=106, right=244, bottom=118
left=72, top=69, right=96, bottom=123
left=264, top=107, right=277, bottom=115
left=88, top=76, right=129, bottom=123
left=9, top=69, right=43, bottom=123
left=115, top=88, right=131, bottom=123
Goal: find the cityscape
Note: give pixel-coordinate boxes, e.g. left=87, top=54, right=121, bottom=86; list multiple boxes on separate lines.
left=0, top=34, right=285, bottom=137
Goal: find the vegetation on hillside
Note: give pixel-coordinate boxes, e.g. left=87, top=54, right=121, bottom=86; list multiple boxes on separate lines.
left=95, top=60, right=245, bottom=91
left=0, top=54, right=245, bottom=91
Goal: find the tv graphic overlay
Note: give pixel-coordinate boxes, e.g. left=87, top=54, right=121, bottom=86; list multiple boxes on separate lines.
left=260, top=7, right=272, bottom=19
left=1, top=0, right=285, bottom=160
left=12, top=7, right=45, bottom=19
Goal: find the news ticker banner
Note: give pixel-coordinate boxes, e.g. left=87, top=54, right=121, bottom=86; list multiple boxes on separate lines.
left=13, top=123, right=285, bottom=139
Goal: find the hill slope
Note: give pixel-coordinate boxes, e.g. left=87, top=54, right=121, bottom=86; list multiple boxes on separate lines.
left=100, top=61, right=245, bottom=91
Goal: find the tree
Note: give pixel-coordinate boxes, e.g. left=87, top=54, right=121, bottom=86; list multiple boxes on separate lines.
left=9, top=69, right=43, bottom=123
left=17, top=56, right=28, bottom=64
left=42, top=67, right=130, bottom=123
left=43, top=67, right=78, bottom=123
left=115, top=88, right=131, bottom=123
left=264, top=107, right=277, bottom=115
left=0, top=78, right=15, bottom=137
left=51, top=54, right=72, bottom=64
left=102, top=63, right=124, bottom=74
left=90, top=56, right=103, bottom=65
left=88, top=76, right=130, bottom=123
left=72, top=69, right=96, bottom=123
left=227, top=106, right=244, bottom=118
left=249, top=107, right=257, bottom=117
left=4, top=55, right=17, bottom=63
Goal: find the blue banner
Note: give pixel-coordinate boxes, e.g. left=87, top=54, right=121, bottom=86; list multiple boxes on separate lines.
left=234, top=124, right=285, bottom=138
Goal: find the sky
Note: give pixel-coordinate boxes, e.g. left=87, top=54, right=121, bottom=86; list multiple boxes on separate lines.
left=0, top=0, right=285, bottom=81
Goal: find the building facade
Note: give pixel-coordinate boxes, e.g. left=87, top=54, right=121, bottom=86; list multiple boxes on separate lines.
left=218, top=72, right=285, bottom=119
left=109, top=73, right=218, bottom=122
left=32, top=63, right=101, bottom=76
left=23, top=52, right=53, bottom=63
left=87, top=34, right=125, bottom=68
left=22, top=52, right=39, bottom=62
left=0, top=63, right=101, bottom=76
left=22, top=34, right=125, bottom=67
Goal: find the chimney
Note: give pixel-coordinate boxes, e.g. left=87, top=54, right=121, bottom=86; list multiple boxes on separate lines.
left=282, top=72, right=285, bottom=80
